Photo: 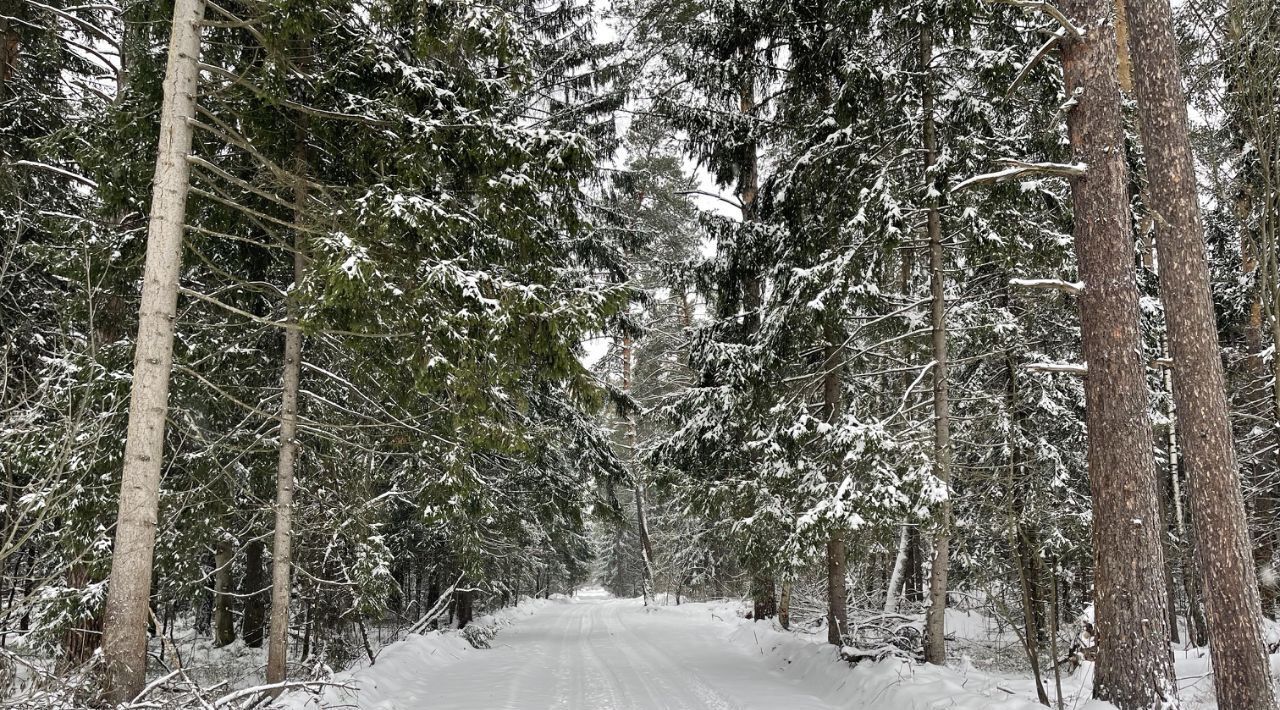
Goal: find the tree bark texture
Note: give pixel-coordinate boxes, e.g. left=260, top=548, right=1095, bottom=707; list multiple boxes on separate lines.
left=241, top=537, right=267, bottom=646
left=213, top=538, right=235, bottom=647
left=1122, top=0, right=1277, bottom=705
left=1057, top=1, right=1177, bottom=706
left=921, top=21, right=952, bottom=667
left=266, top=127, right=309, bottom=690
left=821, top=315, right=848, bottom=645
left=100, top=0, right=205, bottom=702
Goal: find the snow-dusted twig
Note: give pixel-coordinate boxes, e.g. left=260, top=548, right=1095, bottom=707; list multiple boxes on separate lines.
left=881, top=360, right=935, bottom=425
left=952, top=159, right=1085, bottom=192
left=1009, top=278, right=1083, bottom=295
left=1054, top=87, right=1084, bottom=124
left=982, top=0, right=1084, bottom=39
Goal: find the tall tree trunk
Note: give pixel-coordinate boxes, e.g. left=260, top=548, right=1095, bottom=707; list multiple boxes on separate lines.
left=778, top=581, right=791, bottom=630
left=621, top=333, right=655, bottom=606
left=1183, top=538, right=1210, bottom=647
left=266, top=127, right=309, bottom=690
left=1057, top=0, right=1177, bottom=705
left=750, top=575, right=776, bottom=621
left=1122, top=0, right=1277, bottom=705
left=1156, top=461, right=1180, bottom=643
left=241, top=537, right=267, bottom=647
left=921, top=21, right=952, bottom=667
left=1242, top=210, right=1279, bottom=620
left=634, top=482, right=655, bottom=605
left=824, top=536, right=847, bottom=645
left=213, top=538, right=235, bottom=647
left=1167, top=343, right=1205, bottom=646
left=455, top=586, right=474, bottom=629
left=300, top=591, right=312, bottom=662
left=822, top=317, right=848, bottom=645
left=100, top=1, right=205, bottom=701
left=1013, top=527, right=1050, bottom=706
left=62, top=563, right=103, bottom=667
left=1006, top=330, right=1048, bottom=705
left=0, top=16, right=19, bottom=89
left=738, top=79, right=775, bottom=622
left=426, top=575, right=440, bottom=614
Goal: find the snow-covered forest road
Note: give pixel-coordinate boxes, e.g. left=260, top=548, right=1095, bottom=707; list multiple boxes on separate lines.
left=348, top=596, right=839, bottom=709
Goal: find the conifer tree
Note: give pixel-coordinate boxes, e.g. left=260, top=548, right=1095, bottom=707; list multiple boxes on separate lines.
left=1057, top=0, right=1176, bottom=705
left=1122, top=0, right=1277, bottom=704
left=101, top=0, right=205, bottom=701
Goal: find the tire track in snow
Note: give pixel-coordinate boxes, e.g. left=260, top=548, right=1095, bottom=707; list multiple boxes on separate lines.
left=499, top=601, right=576, bottom=708
left=580, top=599, right=676, bottom=709
left=575, top=601, right=643, bottom=709
left=601, top=602, right=741, bottom=710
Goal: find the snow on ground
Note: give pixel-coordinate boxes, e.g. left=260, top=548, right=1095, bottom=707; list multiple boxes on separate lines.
left=275, top=589, right=1092, bottom=709
left=276, top=588, right=1280, bottom=710
left=277, top=596, right=562, bottom=709
left=662, top=601, right=1109, bottom=710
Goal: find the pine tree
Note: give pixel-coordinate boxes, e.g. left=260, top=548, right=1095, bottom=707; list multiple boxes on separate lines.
left=1122, top=0, right=1277, bottom=704
left=1058, top=0, right=1176, bottom=705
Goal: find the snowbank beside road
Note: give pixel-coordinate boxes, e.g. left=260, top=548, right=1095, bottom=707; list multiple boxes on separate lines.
left=662, top=600, right=1117, bottom=710
left=276, top=596, right=563, bottom=709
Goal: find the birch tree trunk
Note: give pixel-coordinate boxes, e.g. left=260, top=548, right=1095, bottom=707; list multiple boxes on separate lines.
left=100, top=0, right=204, bottom=702
left=883, top=526, right=909, bottom=614
left=266, top=131, right=308, bottom=690
left=921, top=21, right=952, bottom=667
left=1122, top=0, right=1277, bottom=705
left=1057, top=0, right=1177, bottom=705
left=634, top=482, right=655, bottom=605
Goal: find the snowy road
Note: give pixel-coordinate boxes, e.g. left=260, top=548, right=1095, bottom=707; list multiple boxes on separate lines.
left=364, top=595, right=840, bottom=709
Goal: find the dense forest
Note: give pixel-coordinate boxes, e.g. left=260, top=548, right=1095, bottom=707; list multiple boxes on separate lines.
left=2, top=0, right=1280, bottom=707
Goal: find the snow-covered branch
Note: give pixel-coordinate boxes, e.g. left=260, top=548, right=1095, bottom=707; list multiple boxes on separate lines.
left=1009, top=278, right=1083, bottom=295
left=982, top=0, right=1084, bottom=39
left=12, top=160, right=99, bottom=188
left=1006, top=31, right=1064, bottom=98
left=1019, top=358, right=1172, bottom=377
left=952, top=159, right=1086, bottom=193
left=1025, top=361, right=1087, bottom=375
left=675, top=189, right=743, bottom=210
